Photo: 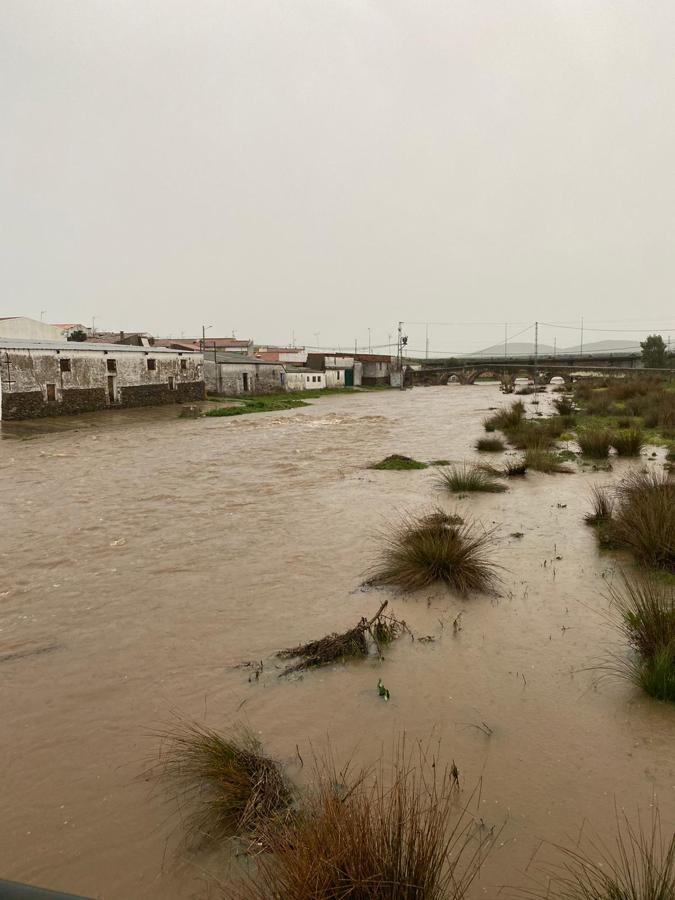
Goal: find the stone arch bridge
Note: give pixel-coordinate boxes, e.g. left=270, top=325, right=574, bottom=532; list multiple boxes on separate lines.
left=409, top=360, right=672, bottom=388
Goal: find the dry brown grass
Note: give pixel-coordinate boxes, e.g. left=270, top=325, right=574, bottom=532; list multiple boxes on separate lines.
left=231, top=741, right=492, bottom=900
left=610, top=470, right=675, bottom=572
left=154, top=722, right=293, bottom=847
left=369, top=510, right=500, bottom=595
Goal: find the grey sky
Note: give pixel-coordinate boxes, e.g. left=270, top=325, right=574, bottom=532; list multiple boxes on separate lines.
left=2, top=1, right=675, bottom=354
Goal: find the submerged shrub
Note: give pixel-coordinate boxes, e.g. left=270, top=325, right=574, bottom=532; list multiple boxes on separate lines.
left=503, top=457, right=528, bottom=476
left=155, top=723, right=293, bottom=846
left=584, top=485, right=615, bottom=525
left=475, top=437, right=506, bottom=452
left=437, top=463, right=507, bottom=493
left=611, top=470, right=675, bottom=572
left=523, top=449, right=573, bottom=474
left=610, top=428, right=644, bottom=456
left=577, top=429, right=613, bottom=458
left=505, top=424, right=555, bottom=451
left=369, top=509, right=500, bottom=594
left=608, top=574, right=675, bottom=703
left=552, top=396, right=575, bottom=416
left=238, top=742, right=491, bottom=900
left=483, top=400, right=525, bottom=433
left=371, top=454, right=428, bottom=471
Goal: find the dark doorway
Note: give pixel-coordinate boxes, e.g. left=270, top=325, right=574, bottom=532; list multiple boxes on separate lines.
left=107, top=376, right=115, bottom=403
left=242, top=373, right=250, bottom=392
left=345, top=368, right=354, bottom=387
left=46, top=383, right=56, bottom=402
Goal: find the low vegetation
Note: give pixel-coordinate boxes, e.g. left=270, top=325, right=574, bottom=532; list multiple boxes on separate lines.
left=608, top=574, right=675, bottom=702
left=503, top=457, right=528, bottom=476
left=205, top=396, right=309, bottom=417
left=154, top=723, right=293, bottom=846
left=523, top=449, right=573, bottom=474
left=235, top=742, right=491, bottom=900
left=577, top=429, right=613, bottom=458
left=610, top=428, right=644, bottom=456
left=608, top=470, right=675, bottom=573
left=437, top=463, right=507, bottom=493
left=371, top=454, right=428, bottom=471
left=483, top=400, right=526, bottom=433
left=584, top=485, right=615, bottom=526
left=369, top=509, right=500, bottom=594
left=475, top=436, right=506, bottom=452
left=537, top=807, right=675, bottom=899
left=277, top=600, right=407, bottom=675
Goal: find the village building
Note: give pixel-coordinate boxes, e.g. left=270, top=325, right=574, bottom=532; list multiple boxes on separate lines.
left=0, top=339, right=204, bottom=420
left=284, top=366, right=326, bottom=391
left=254, top=346, right=308, bottom=364
left=203, top=352, right=286, bottom=395
left=0, top=317, right=64, bottom=342
left=155, top=337, right=253, bottom=354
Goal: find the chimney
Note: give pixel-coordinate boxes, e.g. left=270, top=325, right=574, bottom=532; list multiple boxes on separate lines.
left=119, top=331, right=125, bottom=341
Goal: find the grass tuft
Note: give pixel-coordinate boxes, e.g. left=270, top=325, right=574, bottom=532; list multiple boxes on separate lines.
left=503, top=457, right=528, bottom=476
left=577, top=429, right=613, bottom=458
left=610, top=428, right=644, bottom=457
left=369, top=509, right=500, bottom=594
left=236, top=741, right=492, bottom=900
left=154, top=722, right=293, bottom=846
left=610, top=471, right=675, bottom=572
left=475, top=437, right=506, bottom=452
left=370, top=454, right=428, bottom=471
left=523, top=449, right=573, bottom=474
left=437, top=463, right=507, bottom=493
left=585, top=485, right=615, bottom=526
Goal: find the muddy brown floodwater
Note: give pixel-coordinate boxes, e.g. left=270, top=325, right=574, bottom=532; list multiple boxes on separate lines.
left=1, top=385, right=673, bottom=899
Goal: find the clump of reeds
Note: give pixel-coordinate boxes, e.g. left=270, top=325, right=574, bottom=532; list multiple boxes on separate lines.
left=475, top=436, right=506, bottom=452
left=527, top=807, right=675, bottom=899
left=236, top=741, right=491, bottom=900
left=523, top=449, right=573, bottom=474
left=584, top=485, right=615, bottom=526
left=552, top=396, right=575, bottom=416
left=437, top=463, right=507, bottom=493
left=503, top=457, right=528, bottom=476
left=277, top=600, right=407, bottom=675
left=610, top=470, right=675, bottom=572
left=505, top=424, right=555, bottom=451
left=607, top=574, right=675, bottom=703
left=610, top=428, right=644, bottom=457
left=154, top=723, right=293, bottom=846
left=369, top=509, right=500, bottom=594
left=577, top=429, right=613, bottom=458
left=483, top=400, right=525, bottom=433
left=371, top=454, right=428, bottom=471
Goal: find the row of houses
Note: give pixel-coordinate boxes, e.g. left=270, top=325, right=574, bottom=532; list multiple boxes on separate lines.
left=0, top=319, right=398, bottom=420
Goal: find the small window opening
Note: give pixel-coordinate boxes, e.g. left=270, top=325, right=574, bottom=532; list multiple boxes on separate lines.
left=46, top=383, right=56, bottom=401
left=59, top=358, right=71, bottom=373
left=180, top=359, right=187, bottom=371
left=147, top=358, right=156, bottom=371
left=107, top=359, right=117, bottom=373
left=168, top=376, right=175, bottom=390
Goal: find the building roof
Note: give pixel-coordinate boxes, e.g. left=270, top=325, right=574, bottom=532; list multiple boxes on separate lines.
left=155, top=337, right=251, bottom=351
left=0, top=338, right=201, bottom=355
left=206, top=351, right=281, bottom=365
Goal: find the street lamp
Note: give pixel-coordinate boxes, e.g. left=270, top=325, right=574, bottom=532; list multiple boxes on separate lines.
left=202, top=324, right=212, bottom=352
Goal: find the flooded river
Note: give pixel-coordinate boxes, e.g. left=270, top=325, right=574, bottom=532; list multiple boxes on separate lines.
left=1, top=385, right=673, bottom=898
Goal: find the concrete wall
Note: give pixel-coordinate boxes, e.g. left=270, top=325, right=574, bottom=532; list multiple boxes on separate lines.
left=285, top=371, right=326, bottom=391
left=325, top=369, right=346, bottom=388
left=1, top=346, right=204, bottom=419
left=0, top=318, right=63, bottom=341
left=361, top=360, right=391, bottom=385
left=203, top=360, right=286, bottom=394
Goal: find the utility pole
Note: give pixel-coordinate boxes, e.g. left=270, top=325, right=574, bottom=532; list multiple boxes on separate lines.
left=92, top=316, right=96, bottom=336
left=533, top=321, right=539, bottom=391
left=40, top=310, right=46, bottom=321
left=354, top=338, right=357, bottom=356
left=368, top=327, right=371, bottom=354
left=425, top=323, right=429, bottom=360
left=553, top=336, right=557, bottom=358
left=202, top=324, right=212, bottom=352
left=504, top=323, right=507, bottom=359
left=580, top=316, right=584, bottom=358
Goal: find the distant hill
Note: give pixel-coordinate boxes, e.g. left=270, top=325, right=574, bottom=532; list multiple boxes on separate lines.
left=465, top=338, right=642, bottom=358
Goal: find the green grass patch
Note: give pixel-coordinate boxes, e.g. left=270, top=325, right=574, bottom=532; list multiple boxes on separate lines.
left=523, top=449, right=574, bottom=474
left=475, top=436, right=506, bottom=452
left=205, top=396, right=310, bottom=416
left=437, top=463, right=507, bottom=493
left=371, top=454, right=428, bottom=471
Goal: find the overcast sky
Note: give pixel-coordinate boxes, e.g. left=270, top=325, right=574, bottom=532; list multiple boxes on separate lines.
left=2, top=1, right=675, bottom=354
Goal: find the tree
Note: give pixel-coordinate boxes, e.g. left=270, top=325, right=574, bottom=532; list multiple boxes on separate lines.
left=640, top=334, right=667, bottom=368
left=67, top=329, right=88, bottom=342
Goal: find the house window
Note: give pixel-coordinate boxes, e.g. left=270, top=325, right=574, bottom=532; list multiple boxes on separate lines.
left=312, top=376, right=317, bottom=382
left=180, top=359, right=187, bottom=371
left=337, top=371, right=341, bottom=379
left=46, top=383, right=56, bottom=401
left=280, top=372, right=285, bottom=384
left=306, top=376, right=310, bottom=382
left=59, top=358, right=71, bottom=373
left=107, top=359, right=117, bottom=373
left=147, top=358, right=156, bottom=371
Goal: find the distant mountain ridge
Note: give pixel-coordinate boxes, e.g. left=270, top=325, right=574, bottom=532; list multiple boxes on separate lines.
left=464, top=339, right=643, bottom=358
